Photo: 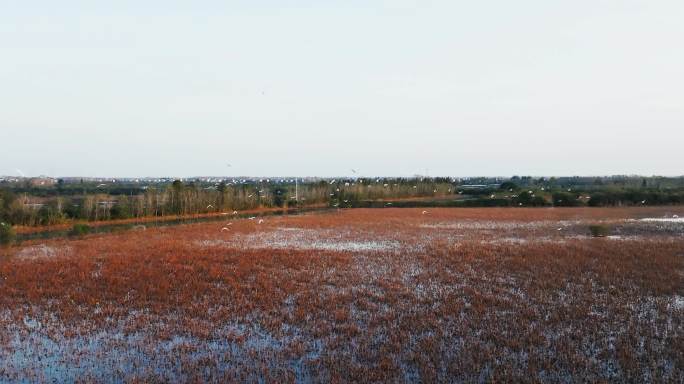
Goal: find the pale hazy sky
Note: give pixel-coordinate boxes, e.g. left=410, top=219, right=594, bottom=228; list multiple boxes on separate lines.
left=1, top=1, right=683, bottom=178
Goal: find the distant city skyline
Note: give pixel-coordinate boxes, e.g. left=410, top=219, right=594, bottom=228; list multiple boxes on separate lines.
left=2, top=1, right=683, bottom=177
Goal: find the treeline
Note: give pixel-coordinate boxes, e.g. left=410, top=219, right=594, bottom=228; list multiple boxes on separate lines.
left=0, top=178, right=454, bottom=226
left=3, top=176, right=684, bottom=227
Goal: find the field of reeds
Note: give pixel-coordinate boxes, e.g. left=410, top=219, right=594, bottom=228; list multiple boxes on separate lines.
left=1, top=207, right=683, bottom=382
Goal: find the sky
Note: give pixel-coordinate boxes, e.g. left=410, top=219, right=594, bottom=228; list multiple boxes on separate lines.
left=1, top=0, right=683, bottom=178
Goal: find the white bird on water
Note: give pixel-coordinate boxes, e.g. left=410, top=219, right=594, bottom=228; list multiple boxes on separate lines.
left=422, top=210, right=429, bottom=215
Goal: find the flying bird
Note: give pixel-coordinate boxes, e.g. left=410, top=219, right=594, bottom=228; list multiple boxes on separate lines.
left=258, top=219, right=264, bottom=224
left=221, top=227, right=230, bottom=232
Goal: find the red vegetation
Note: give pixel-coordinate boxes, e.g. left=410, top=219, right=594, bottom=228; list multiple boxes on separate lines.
left=1, top=207, right=683, bottom=382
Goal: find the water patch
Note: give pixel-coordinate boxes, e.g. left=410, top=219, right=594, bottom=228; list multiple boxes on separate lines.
left=639, top=218, right=684, bottom=223
left=14, top=244, right=72, bottom=260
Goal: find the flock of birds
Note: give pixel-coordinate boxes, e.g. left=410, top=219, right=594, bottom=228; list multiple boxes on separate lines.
left=214, top=176, right=446, bottom=233
left=212, top=173, right=649, bottom=235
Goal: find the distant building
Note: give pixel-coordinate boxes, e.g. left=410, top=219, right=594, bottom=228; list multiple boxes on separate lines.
left=29, top=177, right=57, bottom=187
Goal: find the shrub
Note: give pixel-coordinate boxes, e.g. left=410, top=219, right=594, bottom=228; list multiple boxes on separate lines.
left=552, top=192, right=581, bottom=207
left=69, top=223, right=92, bottom=237
left=499, top=181, right=519, bottom=191
left=589, top=224, right=610, bottom=238
left=0, top=222, right=15, bottom=246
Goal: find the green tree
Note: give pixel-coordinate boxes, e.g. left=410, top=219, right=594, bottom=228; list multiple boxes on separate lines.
left=0, top=222, right=15, bottom=246
left=170, top=180, right=184, bottom=214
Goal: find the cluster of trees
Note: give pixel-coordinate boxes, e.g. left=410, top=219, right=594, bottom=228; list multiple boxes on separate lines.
left=0, top=182, right=294, bottom=226
left=586, top=190, right=684, bottom=207
left=3, top=176, right=684, bottom=228
left=327, top=179, right=455, bottom=205
left=504, top=175, right=684, bottom=189
left=0, top=178, right=456, bottom=226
